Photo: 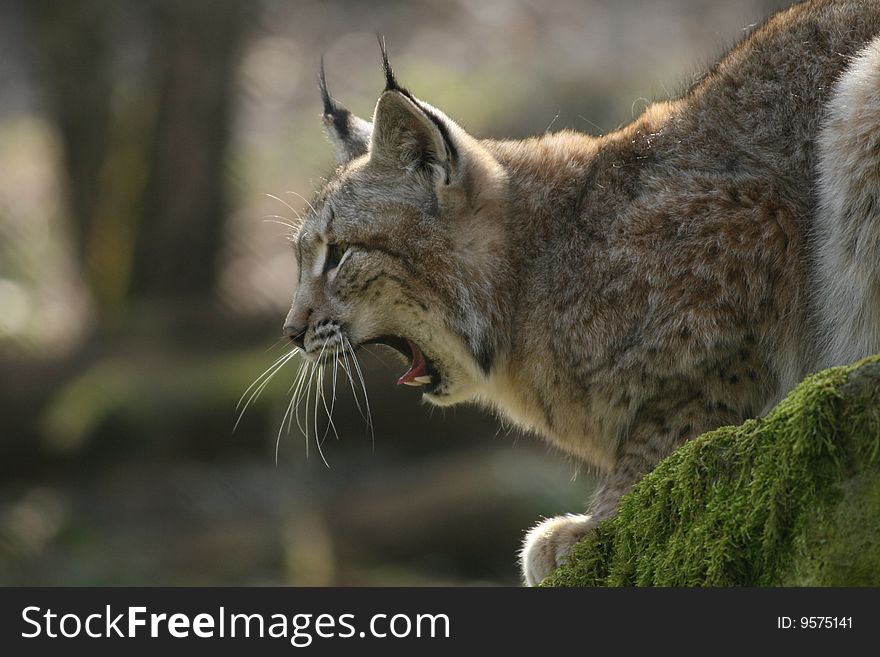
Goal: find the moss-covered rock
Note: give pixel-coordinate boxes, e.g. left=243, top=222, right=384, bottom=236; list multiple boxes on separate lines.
left=543, top=355, right=880, bottom=586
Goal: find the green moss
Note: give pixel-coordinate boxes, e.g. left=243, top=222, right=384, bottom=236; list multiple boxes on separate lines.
left=543, top=355, right=880, bottom=587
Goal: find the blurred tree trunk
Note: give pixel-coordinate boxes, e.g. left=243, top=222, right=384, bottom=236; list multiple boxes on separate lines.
left=26, top=0, right=112, bottom=273
left=28, top=0, right=248, bottom=314
left=130, top=0, right=248, bottom=303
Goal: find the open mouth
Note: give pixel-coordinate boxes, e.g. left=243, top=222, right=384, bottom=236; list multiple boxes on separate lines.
left=362, top=336, right=441, bottom=392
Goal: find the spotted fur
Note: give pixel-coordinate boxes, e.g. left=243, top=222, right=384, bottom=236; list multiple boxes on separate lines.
left=283, top=0, right=880, bottom=585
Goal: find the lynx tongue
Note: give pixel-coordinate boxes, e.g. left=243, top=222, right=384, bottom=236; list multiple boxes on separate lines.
left=397, top=338, right=432, bottom=387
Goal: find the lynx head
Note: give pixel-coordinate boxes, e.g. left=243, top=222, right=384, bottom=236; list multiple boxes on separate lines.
left=283, top=45, right=511, bottom=406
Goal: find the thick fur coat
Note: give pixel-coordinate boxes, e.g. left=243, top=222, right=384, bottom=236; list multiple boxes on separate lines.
left=282, top=0, right=880, bottom=584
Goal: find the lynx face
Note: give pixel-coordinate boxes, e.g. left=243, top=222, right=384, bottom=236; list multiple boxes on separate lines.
left=283, top=56, right=510, bottom=407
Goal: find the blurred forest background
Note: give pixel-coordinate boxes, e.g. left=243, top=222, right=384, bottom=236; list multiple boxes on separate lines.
left=0, top=0, right=791, bottom=585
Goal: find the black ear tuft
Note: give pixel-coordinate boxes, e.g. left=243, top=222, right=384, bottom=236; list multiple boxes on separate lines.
left=318, top=55, right=352, bottom=136
left=372, top=39, right=462, bottom=176
left=318, top=55, right=334, bottom=115
left=318, top=57, right=373, bottom=164
left=378, top=35, right=407, bottom=95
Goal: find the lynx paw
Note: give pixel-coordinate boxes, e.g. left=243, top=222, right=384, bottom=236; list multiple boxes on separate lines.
left=520, top=514, right=596, bottom=586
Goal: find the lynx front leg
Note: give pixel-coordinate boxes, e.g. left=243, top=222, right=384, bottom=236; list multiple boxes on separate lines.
left=520, top=416, right=698, bottom=585
left=519, top=481, right=630, bottom=586
left=521, top=513, right=597, bottom=586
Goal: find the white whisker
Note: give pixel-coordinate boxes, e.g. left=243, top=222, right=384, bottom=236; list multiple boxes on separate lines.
left=261, top=219, right=301, bottom=235
left=319, top=354, right=340, bottom=447
left=265, top=337, right=289, bottom=353
left=234, top=348, right=299, bottom=432
left=285, top=190, right=318, bottom=217
left=289, top=359, right=311, bottom=437
left=236, top=347, right=297, bottom=413
left=275, top=380, right=299, bottom=465
left=275, top=358, right=312, bottom=464
left=313, top=363, right=330, bottom=468
left=328, top=345, right=340, bottom=441
left=265, top=193, right=303, bottom=219
left=263, top=335, right=376, bottom=465
left=359, top=345, right=395, bottom=371
left=301, top=361, right=316, bottom=460
left=345, top=336, right=375, bottom=450
left=339, top=346, right=368, bottom=423
left=261, top=213, right=299, bottom=228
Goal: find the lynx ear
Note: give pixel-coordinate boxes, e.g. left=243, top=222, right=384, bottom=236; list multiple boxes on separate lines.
left=369, top=42, right=457, bottom=183
left=319, top=59, right=372, bottom=164
left=370, top=92, right=457, bottom=182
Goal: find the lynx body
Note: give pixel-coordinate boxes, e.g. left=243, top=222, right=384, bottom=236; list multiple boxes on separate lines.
left=283, top=0, right=880, bottom=585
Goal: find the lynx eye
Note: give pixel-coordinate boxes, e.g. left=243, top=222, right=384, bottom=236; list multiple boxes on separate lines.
left=324, top=242, right=347, bottom=274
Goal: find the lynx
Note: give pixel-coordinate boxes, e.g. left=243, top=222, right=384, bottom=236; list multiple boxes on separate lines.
left=280, top=0, right=880, bottom=585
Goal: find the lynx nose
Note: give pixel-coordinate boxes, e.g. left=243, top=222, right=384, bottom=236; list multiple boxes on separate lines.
left=283, top=323, right=305, bottom=348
